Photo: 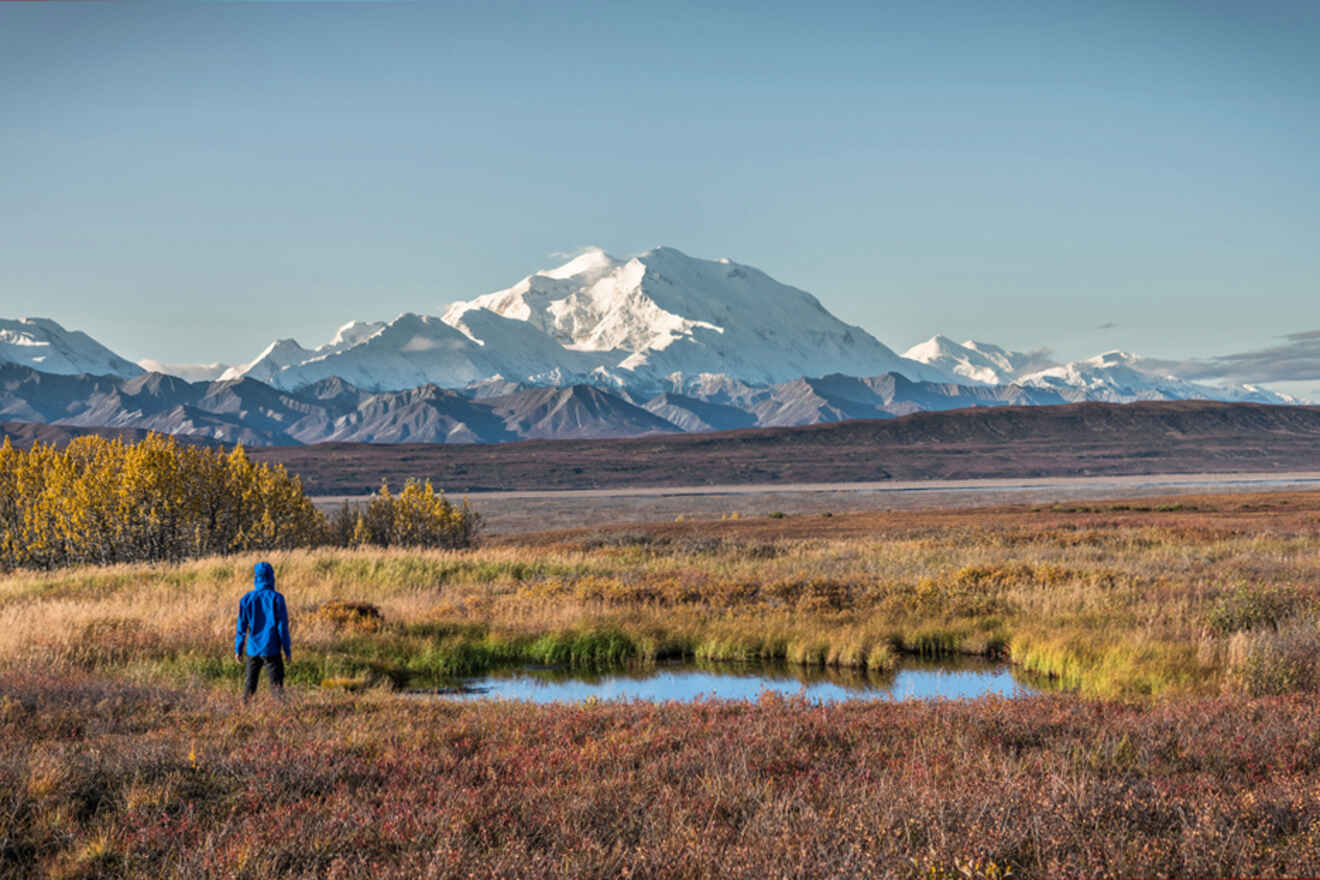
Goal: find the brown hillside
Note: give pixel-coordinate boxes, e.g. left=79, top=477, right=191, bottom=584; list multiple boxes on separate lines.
left=246, top=400, right=1320, bottom=494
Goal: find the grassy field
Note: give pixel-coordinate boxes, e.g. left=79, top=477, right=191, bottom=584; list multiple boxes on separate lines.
left=4, top=490, right=1320, bottom=876
left=6, top=490, right=1320, bottom=698
left=5, top=673, right=1320, bottom=879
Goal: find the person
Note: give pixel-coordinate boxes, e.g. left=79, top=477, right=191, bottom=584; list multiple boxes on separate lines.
left=234, top=561, right=291, bottom=701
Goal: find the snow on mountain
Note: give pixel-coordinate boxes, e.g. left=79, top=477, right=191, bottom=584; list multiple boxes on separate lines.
left=661, top=372, right=770, bottom=409
left=1017, top=351, right=1297, bottom=405
left=902, top=336, right=1056, bottom=385
left=7, top=248, right=1307, bottom=424
left=246, top=315, right=500, bottom=391
left=0, top=317, right=144, bottom=379
left=222, top=338, right=316, bottom=385
left=442, top=246, right=955, bottom=388
left=226, top=246, right=954, bottom=392
left=444, top=248, right=724, bottom=358
left=903, top=336, right=1014, bottom=384
left=962, top=340, right=1056, bottom=378
left=228, top=232, right=1308, bottom=405
left=328, top=320, right=387, bottom=350
left=219, top=320, right=389, bottom=386
left=902, top=338, right=1300, bottom=406
left=443, top=306, right=608, bottom=381
left=138, top=360, right=232, bottom=383
left=252, top=312, right=617, bottom=393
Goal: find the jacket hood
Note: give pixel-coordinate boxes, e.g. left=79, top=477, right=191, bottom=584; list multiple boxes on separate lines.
left=253, top=561, right=275, bottom=591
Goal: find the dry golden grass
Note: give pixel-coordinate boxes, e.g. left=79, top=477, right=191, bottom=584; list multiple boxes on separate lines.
left=2, top=489, right=1319, bottom=697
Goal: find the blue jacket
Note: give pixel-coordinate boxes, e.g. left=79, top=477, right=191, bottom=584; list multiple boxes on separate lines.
left=235, top=562, right=291, bottom=659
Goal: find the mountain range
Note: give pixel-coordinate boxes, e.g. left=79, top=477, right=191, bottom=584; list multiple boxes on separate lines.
left=0, top=246, right=1300, bottom=445
left=240, top=400, right=1320, bottom=495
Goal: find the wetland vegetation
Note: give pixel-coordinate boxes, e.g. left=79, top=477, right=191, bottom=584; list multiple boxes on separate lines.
left=4, top=490, right=1320, bottom=876
left=7, top=491, right=1319, bottom=698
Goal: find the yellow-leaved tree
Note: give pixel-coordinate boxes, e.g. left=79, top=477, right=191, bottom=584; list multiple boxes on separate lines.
left=0, top=433, right=329, bottom=570
left=348, top=479, right=480, bottom=549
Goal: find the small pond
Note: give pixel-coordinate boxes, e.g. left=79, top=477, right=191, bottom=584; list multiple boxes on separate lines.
left=418, top=657, right=1038, bottom=704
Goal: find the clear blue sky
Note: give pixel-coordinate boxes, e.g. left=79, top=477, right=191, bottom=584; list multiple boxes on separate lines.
left=3, top=1, right=1318, bottom=395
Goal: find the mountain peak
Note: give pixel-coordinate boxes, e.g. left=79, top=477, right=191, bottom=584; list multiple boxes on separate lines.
left=432, top=246, right=951, bottom=387
left=0, top=316, right=144, bottom=380
left=904, top=335, right=963, bottom=357
left=540, top=247, right=619, bottom=280
left=638, top=244, right=691, bottom=260
left=329, top=320, right=385, bottom=349
left=903, top=336, right=1012, bottom=385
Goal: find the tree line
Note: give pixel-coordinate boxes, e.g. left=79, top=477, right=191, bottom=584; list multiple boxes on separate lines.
left=0, top=434, right=480, bottom=571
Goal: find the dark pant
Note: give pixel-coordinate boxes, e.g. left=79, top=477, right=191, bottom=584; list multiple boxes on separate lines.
left=243, top=654, right=285, bottom=700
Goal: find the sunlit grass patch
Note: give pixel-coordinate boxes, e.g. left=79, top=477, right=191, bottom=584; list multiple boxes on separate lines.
left=5, top=491, right=1320, bottom=697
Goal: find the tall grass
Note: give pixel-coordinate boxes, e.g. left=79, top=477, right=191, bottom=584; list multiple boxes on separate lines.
left=4, top=491, right=1320, bottom=696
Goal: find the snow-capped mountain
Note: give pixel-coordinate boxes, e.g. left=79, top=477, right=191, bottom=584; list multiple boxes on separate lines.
left=904, top=336, right=1019, bottom=384
left=902, top=335, right=1055, bottom=385
left=900, top=336, right=1294, bottom=405
left=440, top=246, right=952, bottom=389
left=0, top=318, right=144, bottom=379
left=1017, top=351, right=1296, bottom=405
left=219, top=320, right=388, bottom=385
left=219, top=246, right=954, bottom=393
left=224, top=313, right=605, bottom=393
left=2, top=247, right=1307, bottom=445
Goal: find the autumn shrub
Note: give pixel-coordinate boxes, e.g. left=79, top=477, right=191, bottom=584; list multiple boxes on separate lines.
left=1227, top=618, right=1320, bottom=696
left=312, top=600, right=385, bottom=633
left=342, top=479, right=482, bottom=550
left=0, top=437, right=484, bottom=574
left=1206, top=582, right=1303, bottom=634
left=0, top=434, right=325, bottom=570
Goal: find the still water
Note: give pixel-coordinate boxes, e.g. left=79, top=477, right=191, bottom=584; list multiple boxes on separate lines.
left=424, top=658, right=1037, bottom=704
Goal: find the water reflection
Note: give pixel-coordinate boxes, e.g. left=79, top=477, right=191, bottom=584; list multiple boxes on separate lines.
left=423, top=657, right=1037, bottom=704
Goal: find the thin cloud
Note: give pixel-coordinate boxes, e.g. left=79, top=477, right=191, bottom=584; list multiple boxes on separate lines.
left=548, top=246, right=603, bottom=261
left=1162, top=330, right=1320, bottom=384
left=1013, top=347, right=1059, bottom=376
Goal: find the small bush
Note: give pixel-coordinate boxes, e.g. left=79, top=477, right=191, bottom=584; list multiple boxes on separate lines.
left=345, top=480, right=482, bottom=550
left=312, top=600, right=385, bottom=633
left=1227, top=620, right=1320, bottom=696
left=1207, top=584, right=1301, bottom=635
left=672, top=537, right=724, bottom=556
left=579, top=533, right=657, bottom=551
left=741, top=541, right=781, bottom=560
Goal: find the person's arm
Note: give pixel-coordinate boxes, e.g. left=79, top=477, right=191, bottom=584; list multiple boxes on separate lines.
left=276, top=593, right=291, bottom=660
left=234, top=596, right=248, bottom=659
